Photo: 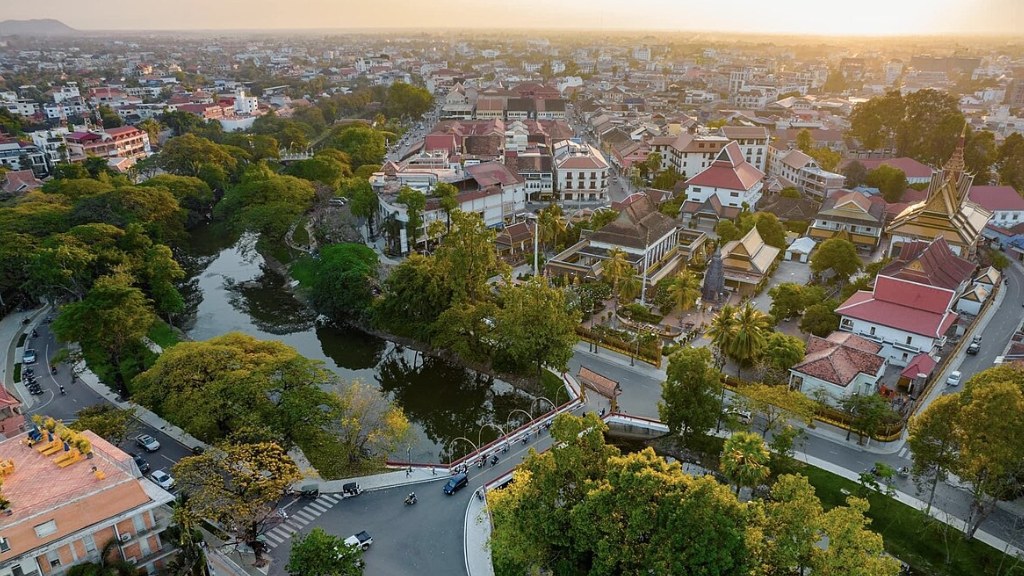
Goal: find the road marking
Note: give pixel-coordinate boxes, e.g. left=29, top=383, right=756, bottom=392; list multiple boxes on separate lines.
left=159, top=454, right=177, bottom=465
left=898, top=447, right=908, bottom=458
left=289, top=516, right=310, bottom=528
left=264, top=531, right=286, bottom=545
left=307, top=501, right=329, bottom=513
left=293, top=509, right=317, bottom=522
left=319, top=494, right=338, bottom=504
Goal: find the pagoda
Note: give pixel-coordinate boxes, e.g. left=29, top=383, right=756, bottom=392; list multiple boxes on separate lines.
left=886, top=127, right=992, bottom=258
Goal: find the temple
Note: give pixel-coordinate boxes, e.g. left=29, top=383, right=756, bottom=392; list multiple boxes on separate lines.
left=885, top=127, right=992, bottom=258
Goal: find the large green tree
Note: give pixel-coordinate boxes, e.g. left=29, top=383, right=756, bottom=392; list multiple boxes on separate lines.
left=308, top=243, right=378, bottom=319
left=659, top=346, right=723, bottom=442
left=286, top=527, right=363, bottom=576
left=865, top=165, right=909, bottom=203
left=158, top=134, right=238, bottom=180
left=720, top=431, right=771, bottom=495
left=433, top=210, right=503, bottom=303
left=395, top=186, right=426, bottom=250
left=495, top=278, right=581, bottom=380
left=811, top=238, right=861, bottom=284
left=216, top=165, right=316, bottom=241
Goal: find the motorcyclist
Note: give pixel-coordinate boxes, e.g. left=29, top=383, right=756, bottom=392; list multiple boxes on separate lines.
left=405, top=492, right=417, bottom=505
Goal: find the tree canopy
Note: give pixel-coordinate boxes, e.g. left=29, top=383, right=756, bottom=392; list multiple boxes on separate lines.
left=659, top=346, right=723, bottom=441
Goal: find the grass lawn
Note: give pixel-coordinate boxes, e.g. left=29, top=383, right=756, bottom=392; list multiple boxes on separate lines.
left=290, top=254, right=316, bottom=287
left=147, top=320, right=181, bottom=349
left=799, top=464, right=1024, bottom=576
left=17, top=333, right=26, bottom=347
left=13, top=364, right=21, bottom=383
left=541, top=369, right=567, bottom=405
left=292, top=217, right=310, bottom=247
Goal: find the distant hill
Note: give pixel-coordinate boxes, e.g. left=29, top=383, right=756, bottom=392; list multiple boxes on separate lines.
left=0, top=19, right=77, bottom=36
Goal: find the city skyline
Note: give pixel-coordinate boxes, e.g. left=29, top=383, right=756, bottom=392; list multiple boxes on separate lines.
left=7, top=0, right=1023, bottom=36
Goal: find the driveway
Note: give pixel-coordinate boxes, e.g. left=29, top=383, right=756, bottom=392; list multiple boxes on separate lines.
left=749, top=259, right=812, bottom=317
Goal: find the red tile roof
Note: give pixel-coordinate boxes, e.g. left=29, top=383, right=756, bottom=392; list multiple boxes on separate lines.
left=684, top=141, right=764, bottom=191
left=900, top=352, right=937, bottom=379
left=794, top=332, right=885, bottom=387
left=880, top=237, right=975, bottom=291
left=968, top=185, right=1024, bottom=212
left=837, top=275, right=958, bottom=338
left=853, top=157, right=934, bottom=180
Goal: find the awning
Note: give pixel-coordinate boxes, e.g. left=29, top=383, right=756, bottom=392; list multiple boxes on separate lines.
left=577, top=366, right=622, bottom=399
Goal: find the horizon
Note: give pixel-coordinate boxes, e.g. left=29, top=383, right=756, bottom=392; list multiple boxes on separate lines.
left=4, top=0, right=1023, bottom=37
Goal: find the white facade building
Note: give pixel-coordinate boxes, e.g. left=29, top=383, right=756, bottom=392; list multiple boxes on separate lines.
left=553, top=140, right=609, bottom=203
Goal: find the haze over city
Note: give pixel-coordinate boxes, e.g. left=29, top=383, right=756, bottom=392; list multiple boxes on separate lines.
left=6, top=0, right=1024, bottom=35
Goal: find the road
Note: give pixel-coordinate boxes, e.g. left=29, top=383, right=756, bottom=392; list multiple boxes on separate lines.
left=20, top=321, right=194, bottom=476
left=266, top=426, right=560, bottom=576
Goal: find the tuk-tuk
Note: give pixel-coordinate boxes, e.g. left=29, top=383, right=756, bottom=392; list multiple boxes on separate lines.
left=298, top=483, right=320, bottom=499
left=341, top=482, right=361, bottom=498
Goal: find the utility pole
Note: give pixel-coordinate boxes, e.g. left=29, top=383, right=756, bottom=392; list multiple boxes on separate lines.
left=640, top=229, right=651, bottom=305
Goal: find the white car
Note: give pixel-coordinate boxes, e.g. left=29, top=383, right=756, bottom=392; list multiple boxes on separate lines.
left=946, top=371, right=962, bottom=387
left=22, top=349, right=37, bottom=364
left=151, top=469, right=175, bottom=490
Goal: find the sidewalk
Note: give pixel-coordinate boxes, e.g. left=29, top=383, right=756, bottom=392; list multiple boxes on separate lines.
left=1, top=306, right=48, bottom=410
left=465, top=489, right=495, bottom=576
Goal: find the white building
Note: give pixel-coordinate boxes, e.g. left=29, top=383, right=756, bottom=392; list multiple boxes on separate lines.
left=967, top=185, right=1024, bottom=230
left=649, top=133, right=731, bottom=179
left=52, top=82, right=81, bottom=104
left=683, top=141, right=764, bottom=209
left=719, top=126, right=770, bottom=172
left=553, top=140, right=609, bottom=203
left=767, top=147, right=845, bottom=198
left=233, top=87, right=259, bottom=116
left=789, top=332, right=887, bottom=407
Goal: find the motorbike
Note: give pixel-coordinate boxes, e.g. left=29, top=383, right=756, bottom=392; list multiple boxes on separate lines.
left=477, top=456, right=485, bottom=468
left=475, top=488, right=485, bottom=501
left=59, top=385, right=66, bottom=395
left=51, top=365, right=57, bottom=375
left=896, top=466, right=910, bottom=478
left=404, top=492, right=417, bottom=505
left=490, top=454, right=499, bottom=467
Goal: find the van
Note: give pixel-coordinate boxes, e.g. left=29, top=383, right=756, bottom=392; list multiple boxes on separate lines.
left=443, top=472, right=468, bottom=495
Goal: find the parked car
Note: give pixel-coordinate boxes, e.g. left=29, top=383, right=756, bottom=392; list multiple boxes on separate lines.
left=966, top=342, right=980, bottom=355
left=726, top=408, right=752, bottom=425
left=443, top=472, right=469, bottom=495
left=344, top=531, right=373, bottom=551
left=946, top=371, right=962, bottom=387
left=22, top=349, right=37, bottom=364
left=129, top=453, right=151, bottom=473
left=136, top=434, right=161, bottom=452
left=150, top=469, right=175, bottom=490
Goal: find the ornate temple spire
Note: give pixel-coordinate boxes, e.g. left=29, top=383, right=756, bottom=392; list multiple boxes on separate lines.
left=943, top=122, right=968, bottom=180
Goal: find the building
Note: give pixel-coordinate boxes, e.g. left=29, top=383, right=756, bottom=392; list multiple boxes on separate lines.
left=0, top=137, right=46, bottom=174
left=789, top=332, right=887, bottom=406
left=853, top=157, right=934, bottom=185
left=767, top=147, right=845, bottom=198
left=682, top=141, right=765, bottom=212
left=834, top=238, right=973, bottom=368
left=649, top=133, right=730, bottom=179
left=719, top=126, right=770, bottom=172
left=0, top=426, right=176, bottom=576
left=65, top=127, right=152, bottom=163
left=719, top=227, right=781, bottom=294
left=808, top=190, right=886, bottom=248
left=233, top=87, right=259, bottom=116
left=1, top=169, right=44, bottom=196
left=886, top=134, right=992, bottom=257
left=0, top=387, right=24, bottom=437
left=968, top=185, right=1024, bottom=231
left=553, top=140, right=609, bottom=203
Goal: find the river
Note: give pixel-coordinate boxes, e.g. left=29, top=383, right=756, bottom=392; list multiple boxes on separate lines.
left=180, top=230, right=537, bottom=464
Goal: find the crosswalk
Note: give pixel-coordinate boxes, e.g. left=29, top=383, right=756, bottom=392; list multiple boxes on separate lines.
left=264, top=494, right=341, bottom=548
left=897, top=446, right=909, bottom=458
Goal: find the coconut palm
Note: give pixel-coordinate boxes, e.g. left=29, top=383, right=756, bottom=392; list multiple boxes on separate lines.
left=706, top=303, right=738, bottom=363
left=729, top=301, right=772, bottom=377
left=667, top=269, right=701, bottom=316
left=602, top=248, right=637, bottom=325
left=720, top=431, right=771, bottom=497
left=538, top=204, right=567, bottom=252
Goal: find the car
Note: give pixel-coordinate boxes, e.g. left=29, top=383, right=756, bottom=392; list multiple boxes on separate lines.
left=966, top=342, right=980, bottom=355
left=972, top=335, right=982, bottom=344
left=136, top=434, right=161, bottom=452
left=946, top=370, right=962, bottom=387
left=344, top=531, right=373, bottom=551
left=22, top=349, right=37, bottom=364
left=443, top=472, right=469, bottom=495
left=150, top=469, right=175, bottom=490
left=129, top=452, right=151, bottom=473
left=726, top=408, right=753, bottom=425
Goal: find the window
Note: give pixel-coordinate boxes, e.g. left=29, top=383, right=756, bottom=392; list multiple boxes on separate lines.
left=730, top=191, right=739, bottom=197
left=34, top=520, right=57, bottom=538
left=0, top=537, right=10, bottom=553
left=869, top=327, right=876, bottom=336
left=905, top=336, right=913, bottom=345
left=83, top=535, right=97, bottom=556
left=47, top=551, right=61, bottom=568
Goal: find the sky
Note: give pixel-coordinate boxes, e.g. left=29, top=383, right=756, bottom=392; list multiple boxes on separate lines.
left=9, top=0, right=1024, bottom=35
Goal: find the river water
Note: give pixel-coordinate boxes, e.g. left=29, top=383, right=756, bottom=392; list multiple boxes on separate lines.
left=181, top=231, right=537, bottom=464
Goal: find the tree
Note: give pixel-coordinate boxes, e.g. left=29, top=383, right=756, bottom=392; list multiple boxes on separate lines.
left=160, top=110, right=204, bottom=136
left=70, top=405, right=134, bottom=446
left=897, top=89, right=966, bottom=165
left=173, top=441, right=301, bottom=564
left=779, top=186, right=802, bottom=199
left=286, top=527, right=363, bottom=576
left=651, top=167, right=683, bottom=191
left=665, top=269, right=701, bottom=314
left=842, top=160, right=869, bottom=188
left=848, top=90, right=905, bottom=152
left=810, top=145, right=841, bottom=172
left=965, top=128, right=997, bottom=184
left=216, top=165, right=315, bottom=241
left=143, top=244, right=186, bottom=323
left=760, top=474, right=823, bottom=575
left=659, top=346, right=723, bottom=442
left=865, top=165, right=908, bottom=203
left=796, top=129, right=814, bottom=153
left=284, top=154, right=351, bottom=189
left=811, top=497, right=901, bottom=576
left=326, top=125, right=386, bottom=169
left=433, top=210, right=503, bottom=303
left=768, top=282, right=823, bottom=320
left=53, top=273, right=155, bottom=395
left=728, top=302, right=771, bottom=373
left=750, top=212, right=787, bottom=249
left=811, top=238, right=861, bottom=284
left=308, top=243, right=378, bottom=319
left=137, top=118, right=163, bottom=145
left=800, top=303, right=840, bottom=337
left=395, top=186, right=426, bottom=250
left=738, top=383, right=817, bottom=439
left=495, top=278, right=581, bottom=380
left=602, top=247, right=636, bottom=320
left=140, top=175, right=214, bottom=229
left=537, top=204, right=568, bottom=252
left=344, top=178, right=379, bottom=237
left=383, top=82, right=433, bottom=120
left=907, top=394, right=959, bottom=514
left=433, top=182, right=459, bottom=234
left=761, top=332, right=806, bottom=373
left=840, top=393, right=899, bottom=445
left=371, top=254, right=451, bottom=341
left=716, top=220, right=741, bottom=243
left=158, top=134, right=237, bottom=179
left=720, top=431, right=770, bottom=495
left=98, top=104, right=123, bottom=128
left=707, top=303, right=738, bottom=361
left=997, top=132, right=1024, bottom=191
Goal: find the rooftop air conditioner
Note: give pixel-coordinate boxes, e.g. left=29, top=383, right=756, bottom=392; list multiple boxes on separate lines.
left=120, top=533, right=131, bottom=542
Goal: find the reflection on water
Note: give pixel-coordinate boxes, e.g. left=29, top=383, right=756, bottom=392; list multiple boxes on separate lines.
left=184, top=233, right=535, bottom=463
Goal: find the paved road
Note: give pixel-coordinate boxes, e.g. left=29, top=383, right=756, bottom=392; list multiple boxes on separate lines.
left=20, top=321, right=194, bottom=477
left=266, top=430, right=559, bottom=576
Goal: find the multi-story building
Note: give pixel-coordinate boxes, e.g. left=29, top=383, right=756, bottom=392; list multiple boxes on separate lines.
left=967, top=185, right=1024, bottom=231
left=807, top=190, right=886, bottom=249
left=682, top=141, right=764, bottom=211
left=719, top=126, right=770, bottom=172
left=648, top=133, right=730, bottom=179
left=0, top=428, right=176, bottom=576
left=65, top=127, right=151, bottom=163
left=767, top=147, right=845, bottom=198
left=553, top=140, right=609, bottom=203
left=43, top=98, right=89, bottom=122
left=0, top=137, right=47, bottom=175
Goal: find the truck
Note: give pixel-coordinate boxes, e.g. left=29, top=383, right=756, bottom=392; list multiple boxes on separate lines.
left=344, top=531, right=373, bottom=551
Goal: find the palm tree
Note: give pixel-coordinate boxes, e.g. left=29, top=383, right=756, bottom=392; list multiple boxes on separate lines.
left=667, top=269, right=701, bottom=318
left=720, top=431, right=771, bottom=497
left=538, top=204, right=567, bottom=252
left=729, top=302, right=772, bottom=378
left=66, top=538, right=142, bottom=576
left=602, top=248, right=636, bottom=325
left=706, top=303, right=738, bottom=364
